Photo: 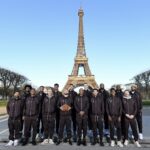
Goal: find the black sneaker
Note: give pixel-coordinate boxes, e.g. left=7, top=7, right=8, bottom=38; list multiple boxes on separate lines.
left=56, top=139, right=62, bottom=145
left=91, top=139, right=97, bottom=145
left=77, top=139, right=81, bottom=146
left=82, top=139, right=87, bottom=146
left=100, top=141, right=104, bottom=146
left=22, top=140, right=28, bottom=146
left=32, top=140, right=37, bottom=145
left=68, top=139, right=72, bottom=145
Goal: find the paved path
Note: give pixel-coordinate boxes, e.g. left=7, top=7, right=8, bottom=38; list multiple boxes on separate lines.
left=0, top=107, right=150, bottom=149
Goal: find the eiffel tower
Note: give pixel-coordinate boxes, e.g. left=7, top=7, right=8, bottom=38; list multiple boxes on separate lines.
left=63, top=8, right=98, bottom=90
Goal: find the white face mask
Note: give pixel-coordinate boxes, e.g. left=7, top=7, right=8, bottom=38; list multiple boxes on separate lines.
left=123, top=95, right=131, bottom=99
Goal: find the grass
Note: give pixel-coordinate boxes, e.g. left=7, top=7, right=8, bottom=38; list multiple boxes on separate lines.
left=0, top=100, right=8, bottom=107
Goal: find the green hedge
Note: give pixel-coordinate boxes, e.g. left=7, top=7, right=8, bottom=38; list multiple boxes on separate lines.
left=142, top=100, right=150, bottom=106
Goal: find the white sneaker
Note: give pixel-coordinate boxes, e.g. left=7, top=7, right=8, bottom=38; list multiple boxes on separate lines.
left=49, top=139, right=54, bottom=144
left=5, top=140, right=14, bottom=146
left=117, top=141, right=123, bottom=147
left=124, top=140, right=129, bottom=146
left=41, top=139, right=49, bottom=145
left=135, top=141, right=141, bottom=147
left=139, top=133, right=143, bottom=140
left=110, top=140, right=115, bottom=147
left=14, top=139, right=19, bottom=146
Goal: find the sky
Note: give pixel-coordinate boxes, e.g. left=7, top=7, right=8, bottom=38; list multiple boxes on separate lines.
left=0, top=0, right=150, bottom=90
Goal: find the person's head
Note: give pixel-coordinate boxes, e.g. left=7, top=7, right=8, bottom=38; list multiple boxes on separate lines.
left=39, top=86, right=44, bottom=92
left=100, top=83, right=105, bottom=89
left=63, top=89, right=69, bottom=97
left=14, top=91, right=20, bottom=98
left=110, top=88, right=116, bottom=96
left=84, top=84, right=88, bottom=90
left=30, top=88, right=36, bottom=96
left=116, top=85, right=121, bottom=90
left=79, top=88, right=84, bottom=96
left=47, top=88, right=53, bottom=97
left=69, top=84, right=74, bottom=91
left=54, top=83, right=59, bottom=91
left=124, top=90, right=130, bottom=97
left=93, top=89, right=99, bottom=97
left=24, top=85, right=32, bottom=93
left=131, top=84, right=136, bottom=91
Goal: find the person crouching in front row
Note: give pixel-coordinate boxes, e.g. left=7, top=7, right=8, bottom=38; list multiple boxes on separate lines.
left=122, top=90, right=141, bottom=147
left=41, top=88, right=56, bottom=144
left=22, top=88, right=39, bottom=146
left=6, top=91, right=24, bottom=146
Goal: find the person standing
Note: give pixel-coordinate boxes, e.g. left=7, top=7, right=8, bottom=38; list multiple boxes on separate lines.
left=22, top=88, right=39, bottom=146
left=41, top=88, right=56, bottom=144
left=6, top=91, right=24, bottom=146
left=84, top=84, right=92, bottom=135
left=122, top=90, right=141, bottom=147
left=68, top=84, right=77, bottom=142
left=74, top=88, right=89, bottom=146
left=106, top=88, right=123, bottom=147
left=20, top=85, right=32, bottom=137
left=53, top=83, right=62, bottom=135
left=36, top=86, right=46, bottom=139
left=130, top=84, right=143, bottom=140
left=56, top=89, right=73, bottom=145
left=90, top=89, right=104, bottom=146
left=99, top=83, right=109, bottom=136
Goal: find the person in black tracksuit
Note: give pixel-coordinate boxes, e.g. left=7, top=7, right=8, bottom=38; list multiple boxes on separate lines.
left=6, top=91, right=24, bottom=146
left=74, top=88, right=89, bottom=146
left=115, top=85, right=125, bottom=139
left=53, top=83, right=62, bottom=135
left=130, top=84, right=143, bottom=139
left=122, top=90, right=141, bottom=147
left=90, top=89, right=104, bottom=146
left=84, top=84, right=92, bottom=131
left=36, top=86, right=46, bottom=138
left=42, top=88, right=56, bottom=144
left=56, top=89, right=73, bottom=145
left=68, top=84, right=77, bottom=141
left=106, top=88, right=123, bottom=147
left=22, top=89, right=39, bottom=146
left=20, top=85, right=32, bottom=137
left=99, top=83, right=109, bottom=136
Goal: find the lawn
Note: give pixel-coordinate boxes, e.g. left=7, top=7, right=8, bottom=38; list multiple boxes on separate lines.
left=0, top=100, right=8, bottom=107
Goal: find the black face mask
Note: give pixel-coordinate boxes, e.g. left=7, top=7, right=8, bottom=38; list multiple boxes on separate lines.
left=15, top=96, right=19, bottom=100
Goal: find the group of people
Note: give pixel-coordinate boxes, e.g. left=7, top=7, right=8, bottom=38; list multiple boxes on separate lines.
left=5, top=83, right=143, bottom=148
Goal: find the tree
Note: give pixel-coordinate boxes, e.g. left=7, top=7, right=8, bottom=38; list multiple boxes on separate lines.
left=133, top=70, right=150, bottom=99
left=0, top=67, right=29, bottom=99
